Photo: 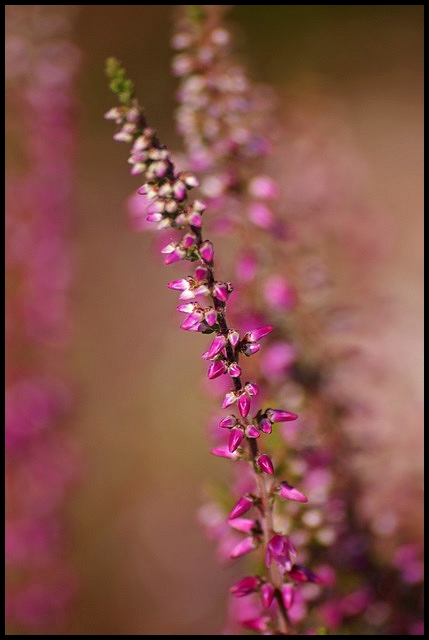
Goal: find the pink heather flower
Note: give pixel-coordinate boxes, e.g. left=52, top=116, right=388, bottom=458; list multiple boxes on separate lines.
left=230, top=576, right=260, bottom=597
left=248, top=175, right=279, bottom=199
left=228, top=495, right=253, bottom=519
left=229, top=427, right=244, bottom=453
left=242, top=342, right=261, bottom=356
left=168, top=277, right=190, bottom=292
left=219, top=415, right=237, bottom=429
left=263, top=275, right=297, bottom=311
left=213, top=281, right=230, bottom=302
left=261, top=342, right=296, bottom=380
left=289, top=565, right=322, bottom=584
left=204, top=307, right=218, bottom=326
left=237, top=393, right=250, bottom=418
left=244, top=381, right=259, bottom=396
left=278, top=481, right=308, bottom=503
left=241, top=617, right=270, bottom=633
left=257, top=454, right=274, bottom=475
left=266, top=534, right=295, bottom=571
left=206, top=334, right=227, bottom=359
left=210, top=446, right=239, bottom=460
left=245, top=325, right=273, bottom=342
left=222, top=390, right=237, bottom=410
left=199, top=240, right=214, bottom=263
left=228, top=329, right=240, bottom=347
left=161, top=242, right=186, bottom=265
left=228, top=362, right=242, bottom=378
left=247, top=202, right=275, bottom=229
left=261, top=582, right=275, bottom=608
left=245, top=424, right=260, bottom=438
left=259, top=418, right=272, bottom=434
left=208, top=359, right=227, bottom=379
left=228, top=518, right=256, bottom=534
left=281, top=583, right=295, bottom=610
left=230, top=536, right=258, bottom=559
left=267, top=408, right=298, bottom=423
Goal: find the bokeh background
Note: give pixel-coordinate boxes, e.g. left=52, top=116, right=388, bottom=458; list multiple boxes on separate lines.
left=6, top=5, right=423, bottom=635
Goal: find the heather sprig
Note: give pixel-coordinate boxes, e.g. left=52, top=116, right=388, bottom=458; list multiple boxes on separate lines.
left=105, top=57, right=318, bottom=635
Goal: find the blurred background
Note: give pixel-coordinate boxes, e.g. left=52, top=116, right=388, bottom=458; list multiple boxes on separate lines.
left=6, top=5, right=423, bottom=635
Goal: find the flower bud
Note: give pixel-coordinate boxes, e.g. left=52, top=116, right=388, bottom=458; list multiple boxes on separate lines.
left=228, top=495, right=253, bottom=519
left=257, top=454, right=274, bottom=475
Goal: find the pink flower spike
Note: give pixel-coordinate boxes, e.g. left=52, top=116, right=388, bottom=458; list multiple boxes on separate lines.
left=219, top=415, right=236, bottom=429
left=259, top=418, right=272, bottom=434
left=208, top=360, right=227, bottom=380
left=222, top=391, right=237, bottom=409
left=230, top=536, right=257, bottom=559
left=246, top=325, right=274, bottom=342
left=245, top=424, right=260, bottom=439
left=213, top=282, right=229, bottom=302
left=228, top=495, right=253, bottom=519
left=230, top=576, right=260, bottom=597
left=261, top=582, right=275, bottom=608
left=281, top=584, right=295, bottom=610
left=257, top=454, right=274, bottom=475
left=267, top=409, right=298, bottom=423
left=210, top=446, right=238, bottom=459
left=199, top=240, right=214, bottom=263
left=238, top=393, right=250, bottom=418
left=228, top=362, right=241, bottom=378
left=228, top=518, right=255, bottom=534
left=245, top=382, right=259, bottom=397
left=229, top=427, right=244, bottom=453
left=207, top=334, right=227, bottom=359
left=278, top=481, right=308, bottom=503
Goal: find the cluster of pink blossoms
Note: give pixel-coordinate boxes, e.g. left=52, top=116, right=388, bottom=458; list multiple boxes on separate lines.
left=105, top=56, right=322, bottom=635
left=167, top=6, right=423, bottom=636
left=5, top=5, right=80, bottom=631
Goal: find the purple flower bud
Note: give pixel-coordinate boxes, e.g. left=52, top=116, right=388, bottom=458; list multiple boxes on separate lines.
left=172, top=180, right=186, bottom=201
left=219, top=415, right=236, bottom=429
left=259, top=418, right=272, bottom=434
left=176, top=302, right=196, bottom=313
left=204, top=308, right=218, bottom=327
left=246, top=325, right=274, bottom=342
left=222, top=391, right=237, bottom=409
left=238, top=393, right=250, bottom=418
left=154, top=160, right=169, bottom=178
left=228, top=362, right=241, bottom=378
left=242, top=342, right=261, bottom=356
left=245, top=424, right=260, bottom=439
left=230, top=576, right=260, bottom=597
left=266, top=409, right=298, bottom=423
left=230, top=536, right=257, bottom=559
left=182, top=232, right=197, bottom=248
left=207, top=334, right=227, bottom=359
left=257, top=454, right=274, bottom=475
left=192, top=284, right=210, bottom=297
left=181, top=311, right=203, bottom=330
left=278, top=481, right=308, bottom=503
left=210, top=446, right=239, bottom=459
left=168, top=278, right=190, bottom=292
left=228, top=495, right=253, bottom=519
left=228, top=329, right=240, bottom=347
left=208, top=360, right=227, bottom=380
left=165, top=199, right=178, bottom=214
left=266, top=534, right=296, bottom=571
left=161, top=242, right=186, bottom=265
left=245, top=381, right=259, bottom=396
left=228, top=518, right=255, bottom=534
left=195, top=265, right=209, bottom=281
left=241, top=617, right=269, bottom=633
left=199, top=240, right=214, bottom=263
left=146, top=212, right=163, bottom=223
left=213, top=282, right=229, bottom=302
left=229, top=427, right=244, bottom=453
left=289, top=565, right=322, bottom=584
left=188, top=211, right=203, bottom=227
left=261, top=582, right=275, bottom=608
left=281, top=584, right=295, bottom=610
left=181, top=171, right=199, bottom=188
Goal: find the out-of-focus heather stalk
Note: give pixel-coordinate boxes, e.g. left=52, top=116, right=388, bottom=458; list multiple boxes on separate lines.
left=170, top=5, right=423, bottom=635
left=5, top=5, right=81, bottom=631
left=105, top=55, right=323, bottom=635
